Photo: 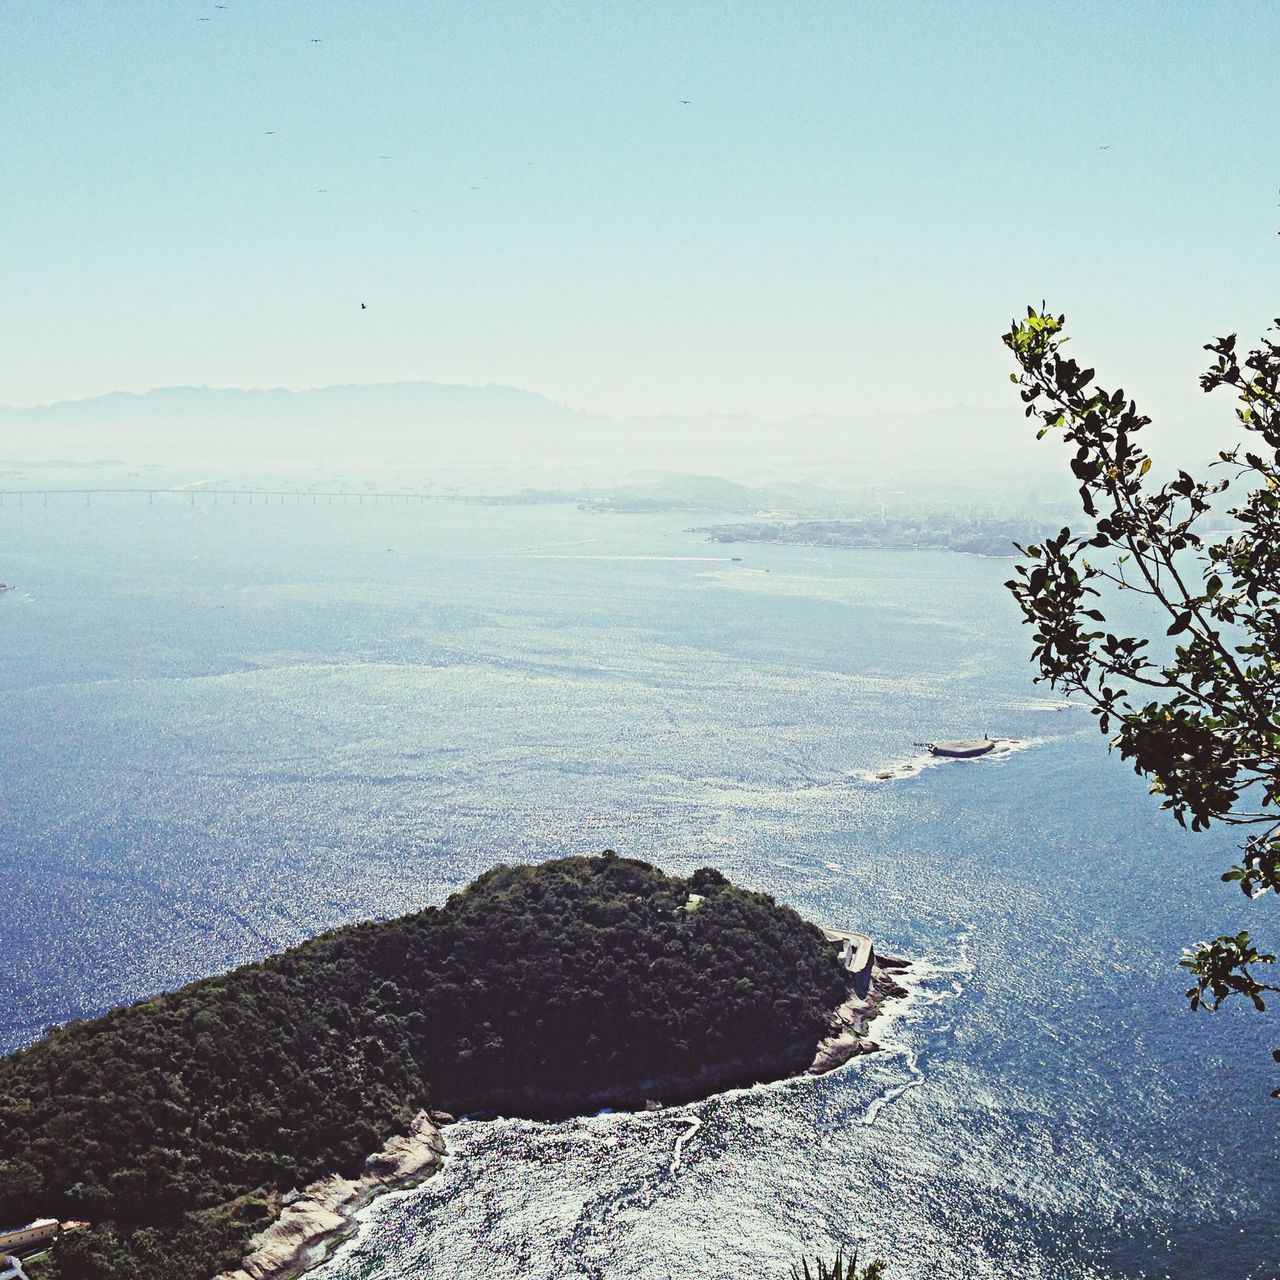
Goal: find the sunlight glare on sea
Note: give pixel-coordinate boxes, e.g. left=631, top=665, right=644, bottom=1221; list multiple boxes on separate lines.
left=1, top=496, right=1274, bottom=1279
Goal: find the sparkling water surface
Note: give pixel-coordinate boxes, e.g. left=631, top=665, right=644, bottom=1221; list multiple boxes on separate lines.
left=1, top=498, right=1274, bottom=1279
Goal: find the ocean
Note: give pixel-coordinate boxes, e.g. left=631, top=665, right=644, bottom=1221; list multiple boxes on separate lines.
left=1, top=493, right=1275, bottom=1279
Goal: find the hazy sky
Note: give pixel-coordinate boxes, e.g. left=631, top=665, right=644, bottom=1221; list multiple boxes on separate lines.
left=3, top=1, right=1278, bottom=422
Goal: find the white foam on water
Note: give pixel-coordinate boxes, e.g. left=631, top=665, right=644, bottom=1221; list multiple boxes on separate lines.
left=852, top=751, right=935, bottom=784
left=862, top=1045, right=926, bottom=1125
left=856, top=737, right=1042, bottom=785
left=669, top=1115, right=702, bottom=1171
left=1004, top=696, right=1079, bottom=713
left=861, top=929, right=973, bottom=1127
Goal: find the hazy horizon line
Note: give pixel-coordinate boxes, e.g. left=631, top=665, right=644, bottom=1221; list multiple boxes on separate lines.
left=0, top=377, right=1007, bottom=425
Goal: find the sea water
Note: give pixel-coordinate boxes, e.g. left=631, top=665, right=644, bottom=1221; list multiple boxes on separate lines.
left=0, top=496, right=1275, bottom=1279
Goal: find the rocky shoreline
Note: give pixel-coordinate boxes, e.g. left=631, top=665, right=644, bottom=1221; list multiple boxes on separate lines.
left=215, top=942, right=910, bottom=1280
left=808, top=952, right=911, bottom=1075
left=212, top=1111, right=449, bottom=1280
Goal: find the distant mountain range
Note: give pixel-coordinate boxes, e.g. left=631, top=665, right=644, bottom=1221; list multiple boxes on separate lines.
left=0, top=379, right=1060, bottom=490
left=0, top=380, right=592, bottom=431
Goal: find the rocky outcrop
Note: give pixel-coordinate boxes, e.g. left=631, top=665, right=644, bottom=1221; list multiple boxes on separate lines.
left=808, top=956, right=911, bottom=1076
left=214, top=1112, right=446, bottom=1280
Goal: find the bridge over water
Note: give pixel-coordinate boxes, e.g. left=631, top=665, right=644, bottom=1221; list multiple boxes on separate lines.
left=0, top=488, right=475, bottom=509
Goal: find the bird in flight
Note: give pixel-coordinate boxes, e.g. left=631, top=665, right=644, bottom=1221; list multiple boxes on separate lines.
left=310, top=37, right=322, bottom=42
left=680, top=99, right=691, bottom=105
left=378, top=155, right=391, bottom=160
left=1098, top=144, right=1111, bottom=150
left=360, top=303, right=367, bottom=310
left=316, top=188, right=328, bottom=193
left=198, top=15, right=211, bottom=20
left=265, top=130, right=277, bottom=135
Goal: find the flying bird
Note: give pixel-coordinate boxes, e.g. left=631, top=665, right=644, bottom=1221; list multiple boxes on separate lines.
left=265, top=130, right=277, bottom=135
left=1098, top=144, right=1111, bottom=150
left=360, top=303, right=367, bottom=310
left=310, top=37, right=322, bottom=42
left=680, top=99, right=691, bottom=105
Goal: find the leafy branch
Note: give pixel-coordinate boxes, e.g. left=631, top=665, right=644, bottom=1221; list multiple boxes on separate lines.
left=1002, top=308, right=1280, bottom=1089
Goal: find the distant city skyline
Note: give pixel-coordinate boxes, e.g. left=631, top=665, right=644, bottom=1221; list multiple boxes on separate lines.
left=3, top=1, right=1277, bottom=427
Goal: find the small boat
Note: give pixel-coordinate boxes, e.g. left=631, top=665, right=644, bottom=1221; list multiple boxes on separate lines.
left=916, top=738, right=997, bottom=759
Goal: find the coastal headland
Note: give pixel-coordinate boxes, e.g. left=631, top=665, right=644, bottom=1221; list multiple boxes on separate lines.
left=0, top=853, right=909, bottom=1280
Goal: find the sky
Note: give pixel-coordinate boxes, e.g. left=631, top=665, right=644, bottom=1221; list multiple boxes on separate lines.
left=2, top=1, right=1278, bottom=426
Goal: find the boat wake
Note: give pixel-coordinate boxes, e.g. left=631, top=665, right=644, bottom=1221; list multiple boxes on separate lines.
left=1004, top=695, right=1079, bottom=713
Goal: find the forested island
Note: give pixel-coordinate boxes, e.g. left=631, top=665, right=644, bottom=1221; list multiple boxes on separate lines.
left=0, top=854, right=904, bottom=1280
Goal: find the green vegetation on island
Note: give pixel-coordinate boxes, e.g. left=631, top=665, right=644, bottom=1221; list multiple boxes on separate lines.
left=0, top=853, right=854, bottom=1280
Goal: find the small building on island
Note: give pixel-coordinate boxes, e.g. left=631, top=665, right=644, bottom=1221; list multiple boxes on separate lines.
left=821, top=927, right=875, bottom=983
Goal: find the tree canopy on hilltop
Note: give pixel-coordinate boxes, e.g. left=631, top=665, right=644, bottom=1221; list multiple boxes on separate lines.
left=0, top=852, right=849, bottom=1280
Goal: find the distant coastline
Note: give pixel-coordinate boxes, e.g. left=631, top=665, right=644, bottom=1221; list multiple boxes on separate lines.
left=693, top=517, right=1055, bottom=558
